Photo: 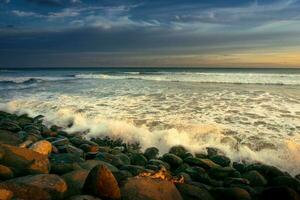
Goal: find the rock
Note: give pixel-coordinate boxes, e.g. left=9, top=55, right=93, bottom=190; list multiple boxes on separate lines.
left=0, top=143, right=50, bottom=175
left=162, top=153, right=183, bottom=168
left=169, top=145, right=188, bottom=159
left=184, top=157, right=220, bottom=169
left=242, top=170, right=267, bottom=187
left=121, top=177, right=183, bottom=200
left=0, top=120, right=21, bottom=132
left=146, top=164, right=160, bottom=171
left=210, top=155, right=231, bottom=167
left=23, top=124, right=41, bottom=135
left=187, top=169, right=222, bottom=187
left=83, top=164, right=121, bottom=199
left=0, top=174, right=67, bottom=200
left=245, top=163, right=285, bottom=181
left=113, top=170, right=133, bottom=183
left=209, top=167, right=240, bottom=180
left=50, top=153, right=84, bottom=174
left=17, top=115, right=33, bottom=127
left=144, top=147, right=159, bottom=160
left=67, top=195, right=102, bottom=200
left=113, top=153, right=131, bottom=166
left=210, top=187, right=251, bottom=200
left=224, top=178, right=250, bottom=187
left=57, top=145, right=85, bottom=157
left=0, top=189, right=13, bottom=200
left=270, top=176, right=300, bottom=193
left=0, top=164, right=14, bottom=180
left=260, top=186, right=300, bottom=200
left=176, top=183, right=214, bottom=200
left=52, top=138, right=70, bottom=146
left=195, top=153, right=207, bottom=159
left=30, top=140, right=52, bottom=156
left=62, top=169, right=89, bottom=198
left=79, top=144, right=99, bottom=153
left=79, top=160, right=119, bottom=173
left=233, top=162, right=246, bottom=173
left=120, top=165, right=146, bottom=176
left=131, top=153, right=148, bottom=166
left=206, top=147, right=224, bottom=157
left=148, top=159, right=170, bottom=170
left=0, top=129, right=22, bottom=146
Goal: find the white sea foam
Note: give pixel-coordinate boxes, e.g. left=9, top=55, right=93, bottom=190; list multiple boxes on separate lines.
left=74, top=72, right=300, bottom=85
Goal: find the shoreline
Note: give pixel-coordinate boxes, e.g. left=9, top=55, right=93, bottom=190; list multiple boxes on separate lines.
left=0, top=111, right=299, bottom=200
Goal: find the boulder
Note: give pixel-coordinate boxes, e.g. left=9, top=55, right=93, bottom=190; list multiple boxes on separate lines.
left=0, top=164, right=14, bottom=180
left=57, top=145, right=85, bottom=157
left=206, top=147, right=224, bottom=157
left=210, top=155, right=231, bottom=167
left=210, top=187, right=251, bottom=200
left=148, top=159, right=170, bottom=170
left=30, top=140, right=52, bottom=156
left=114, top=153, right=131, bottom=166
left=176, top=183, right=214, bottom=200
left=184, top=157, right=220, bottom=169
left=0, top=174, right=67, bottom=200
left=62, top=169, right=89, bottom=198
left=131, top=153, right=148, bottom=166
left=269, top=176, right=300, bottom=193
left=50, top=153, right=84, bottom=174
left=162, top=153, right=183, bottom=169
left=113, top=170, right=133, bottom=183
left=0, top=120, right=21, bottom=132
left=120, top=165, right=146, bottom=176
left=242, top=170, right=267, bottom=187
left=67, top=195, right=102, bottom=200
left=144, top=147, right=159, bottom=160
left=121, top=177, right=183, bottom=200
left=260, top=186, right=300, bottom=200
left=83, top=164, right=121, bottom=199
left=79, top=160, right=119, bottom=173
left=233, top=162, right=246, bottom=173
left=245, top=163, right=285, bottom=181
left=0, top=143, right=50, bottom=175
left=0, top=189, right=13, bottom=200
left=0, top=129, right=22, bottom=146
left=79, top=144, right=99, bottom=153
left=169, top=145, right=188, bottom=159
left=209, top=167, right=240, bottom=180
left=52, top=138, right=70, bottom=146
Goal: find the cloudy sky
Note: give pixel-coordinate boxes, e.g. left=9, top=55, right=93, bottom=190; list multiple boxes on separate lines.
left=1, top=0, right=300, bottom=68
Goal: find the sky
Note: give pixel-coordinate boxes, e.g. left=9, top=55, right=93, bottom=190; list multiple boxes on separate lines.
left=0, top=0, right=300, bottom=68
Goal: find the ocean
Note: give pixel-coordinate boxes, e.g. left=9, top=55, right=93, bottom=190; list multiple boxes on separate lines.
left=0, top=68, right=300, bottom=174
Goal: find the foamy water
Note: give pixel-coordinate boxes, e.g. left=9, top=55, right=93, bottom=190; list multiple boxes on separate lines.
left=1, top=68, right=300, bottom=174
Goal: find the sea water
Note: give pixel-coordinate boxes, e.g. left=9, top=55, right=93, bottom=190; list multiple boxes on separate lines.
left=0, top=68, right=300, bottom=174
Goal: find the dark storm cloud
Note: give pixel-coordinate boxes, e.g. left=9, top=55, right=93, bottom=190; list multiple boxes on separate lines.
left=0, top=0, right=300, bottom=67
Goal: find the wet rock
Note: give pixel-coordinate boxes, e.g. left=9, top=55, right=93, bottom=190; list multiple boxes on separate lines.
left=0, top=129, right=22, bottom=146
left=0, top=189, right=13, bottom=200
left=79, top=160, right=119, bottom=173
left=113, top=170, right=133, bottom=183
left=163, top=153, right=183, bottom=168
left=0, top=164, right=14, bottom=180
left=57, top=145, right=85, bottom=157
left=148, top=159, right=170, bottom=170
left=169, top=145, right=188, bottom=159
left=114, top=153, right=131, bottom=166
left=52, top=138, right=70, bottom=146
left=195, top=153, right=207, bottom=159
left=83, top=164, right=121, bottom=199
left=260, top=186, right=300, bottom=200
left=0, top=143, right=50, bottom=175
left=233, top=162, right=246, bottom=173
left=245, top=163, right=285, bottom=181
left=25, top=133, right=42, bottom=143
left=17, top=115, right=33, bottom=127
left=131, top=153, right=148, bottom=166
left=184, top=157, right=220, bottom=169
left=67, top=195, right=102, bottom=200
left=50, top=153, right=84, bottom=174
left=62, top=169, right=89, bottom=198
left=29, top=140, right=52, bottom=156
left=0, top=174, right=67, bottom=200
left=206, top=147, right=224, bottom=157
left=120, top=165, right=146, bottom=176
left=209, top=167, right=240, bottom=180
left=146, top=164, right=160, bottom=171
left=242, top=170, right=267, bottom=187
left=79, top=144, right=99, bottom=153
left=0, top=120, right=21, bottom=132
left=176, top=183, right=214, bottom=200
left=144, top=147, right=159, bottom=160
left=224, top=177, right=250, bottom=187
left=23, top=124, right=41, bottom=135
left=270, top=176, right=300, bottom=193
left=121, top=177, right=183, bottom=200
left=210, top=155, right=231, bottom=167
left=210, top=187, right=251, bottom=200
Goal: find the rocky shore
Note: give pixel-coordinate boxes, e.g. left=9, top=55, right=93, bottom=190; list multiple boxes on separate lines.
left=0, top=111, right=299, bottom=200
